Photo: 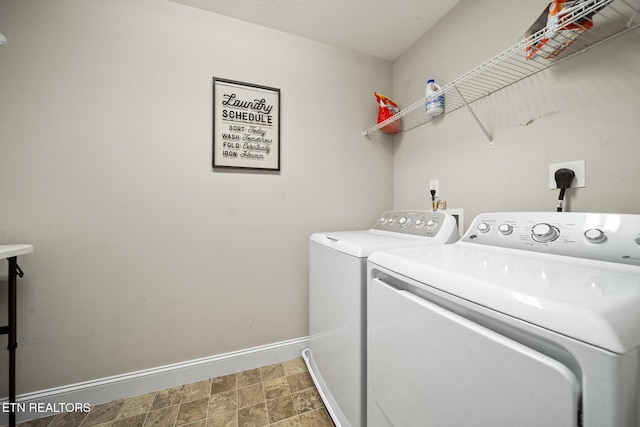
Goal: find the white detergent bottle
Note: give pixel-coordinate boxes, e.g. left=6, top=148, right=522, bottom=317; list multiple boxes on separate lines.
left=425, top=79, right=444, bottom=117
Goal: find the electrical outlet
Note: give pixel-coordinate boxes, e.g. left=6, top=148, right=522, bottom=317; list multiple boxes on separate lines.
left=549, top=160, right=586, bottom=189
left=429, top=179, right=440, bottom=197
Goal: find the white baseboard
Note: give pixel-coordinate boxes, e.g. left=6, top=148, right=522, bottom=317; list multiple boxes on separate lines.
left=0, top=336, right=308, bottom=425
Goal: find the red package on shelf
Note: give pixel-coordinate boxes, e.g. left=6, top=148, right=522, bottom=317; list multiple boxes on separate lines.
left=375, top=92, right=402, bottom=135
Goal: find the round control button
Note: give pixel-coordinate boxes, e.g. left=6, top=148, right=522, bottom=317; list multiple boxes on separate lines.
left=426, top=220, right=437, bottom=229
left=380, top=217, right=388, bottom=224
left=415, top=219, right=425, bottom=228
left=498, top=224, right=513, bottom=235
left=398, top=217, right=411, bottom=227
left=584, top=228, right=606, bottom=243
left=477, top=223, right=490, bottom=233
left=531, top=223, right=559, bottom=243
left=388, top=218, right=396, bottom=225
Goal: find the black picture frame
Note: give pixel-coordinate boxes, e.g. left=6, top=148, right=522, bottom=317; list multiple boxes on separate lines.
left=212, top=77, right=281, bottom=171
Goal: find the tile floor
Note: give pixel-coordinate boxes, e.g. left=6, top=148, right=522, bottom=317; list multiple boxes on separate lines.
left=14, top=357, right=334, bottom=427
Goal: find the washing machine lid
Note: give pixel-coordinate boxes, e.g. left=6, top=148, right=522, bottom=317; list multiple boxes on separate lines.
left=368, top=244, right=640, bottom=354
left=310, top=230, right=430, bottom=258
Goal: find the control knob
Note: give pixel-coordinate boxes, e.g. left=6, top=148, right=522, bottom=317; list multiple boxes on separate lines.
left=426, top=220, right=437, bottom=229
left=415, top=219, right=425, bottom=228
left=531, top=223, right=559, bottom=243
left=498, top=224, right=513, bottom=235
left=398, top=216, right=411, bottom=228
left=584, top=228, right=606, bottom=244
left=477, top=223, right=491, bottom=233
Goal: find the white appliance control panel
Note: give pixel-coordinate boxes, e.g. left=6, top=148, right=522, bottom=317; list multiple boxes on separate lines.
left=462, top=212, right=640, bottom=265
left=373, top=210, right=458, bottom=239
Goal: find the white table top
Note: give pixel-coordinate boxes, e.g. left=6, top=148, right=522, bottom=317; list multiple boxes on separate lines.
left=0, top=244, right=34, bottom=260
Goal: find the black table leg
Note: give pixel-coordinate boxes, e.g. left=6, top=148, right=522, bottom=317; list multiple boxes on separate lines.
left=6, top=256, right=22, bottom=427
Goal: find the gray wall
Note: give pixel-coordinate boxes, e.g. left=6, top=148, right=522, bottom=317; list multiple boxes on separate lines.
left=392, top=0, right=640, bottom=229
left=0, top=0, right=393, bottom=394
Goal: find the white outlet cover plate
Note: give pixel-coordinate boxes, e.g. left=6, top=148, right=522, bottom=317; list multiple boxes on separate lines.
left=549, top=160, right=586, bottom=189
left=429, top=179, right=439, bottom=197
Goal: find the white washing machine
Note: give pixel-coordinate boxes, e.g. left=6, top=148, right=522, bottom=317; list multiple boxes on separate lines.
left=302, top=210, right=460, bottom=427
left=367, top=212, right=640, bottom=427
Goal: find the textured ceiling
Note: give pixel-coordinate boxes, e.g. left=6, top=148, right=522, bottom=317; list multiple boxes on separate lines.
left=170, top=0, right=461, bottom=61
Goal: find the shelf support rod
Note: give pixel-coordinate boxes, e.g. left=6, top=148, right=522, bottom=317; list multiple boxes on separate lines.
left=454, top=85, right=493, bottom=148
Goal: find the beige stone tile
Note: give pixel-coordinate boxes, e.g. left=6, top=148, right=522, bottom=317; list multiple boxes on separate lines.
left=150, top=385, right=184, bottom=410
left=82, top=400, right=124, bottom=426
left=112, top=413, right=146, bottom=427
left=23, top=358, right=326, bottom=427
left=182, top=379, right=211, bottom=403
left=49, top=410, right=88, bottom=427
left=238, top=383, right=265, bottom=409
left=291, top=389, right=324, bottom=415
left=211, top=373, right=237, bottom=395
left=117, top=392, right=155, bottom=419
left=266, top=396, right=297, bottom=424
left=298, top=408, right=333, bottom=427
left=207, top=409, right=238, bottom=427
left=260, top=363, right=285, bottom=381
left=209, top=390, right=238, bottom=417
left=17, top=415, right=59, bottom=427
left=270, top=416, right=302, bottom=427
left=237, top=368, right=261, bottom=388
left=143, top=405, right=179, bottom=427
left=237, top=402, right=268, bottom=427
left=263, top=376, right=291, bottom=400
left=175, top=397, right=209, bottom=426
left=282, top=358, right=306, bottom=376
left=286, top=371, right=314, bottom=393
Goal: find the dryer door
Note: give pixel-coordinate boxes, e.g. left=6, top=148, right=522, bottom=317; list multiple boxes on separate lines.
left=368, top=278, right=581, bottom=427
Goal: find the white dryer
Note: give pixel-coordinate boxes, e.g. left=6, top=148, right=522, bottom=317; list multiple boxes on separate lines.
left=367, top=212, right=640, bottom=427
left=303, top=210, right=459, bottom=427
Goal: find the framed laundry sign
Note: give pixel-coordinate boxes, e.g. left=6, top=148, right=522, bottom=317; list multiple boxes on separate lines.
left=212, top=77, right=281, bottom=171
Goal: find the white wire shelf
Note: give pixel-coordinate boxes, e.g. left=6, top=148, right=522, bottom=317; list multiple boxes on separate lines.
left=362, top=0, right=640, bottom=144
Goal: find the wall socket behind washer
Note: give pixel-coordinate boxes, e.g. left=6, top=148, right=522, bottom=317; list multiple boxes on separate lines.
left=549, top=160, right=586, bottom=189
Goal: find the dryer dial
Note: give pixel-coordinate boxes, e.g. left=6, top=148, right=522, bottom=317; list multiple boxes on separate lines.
left=584, top=228, right=606, bottom=243
left=531, top=223, right=559, bottom=243
left=498, top=224, right=513, bottom=235
left=477, top=223, right=491, bottom=233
